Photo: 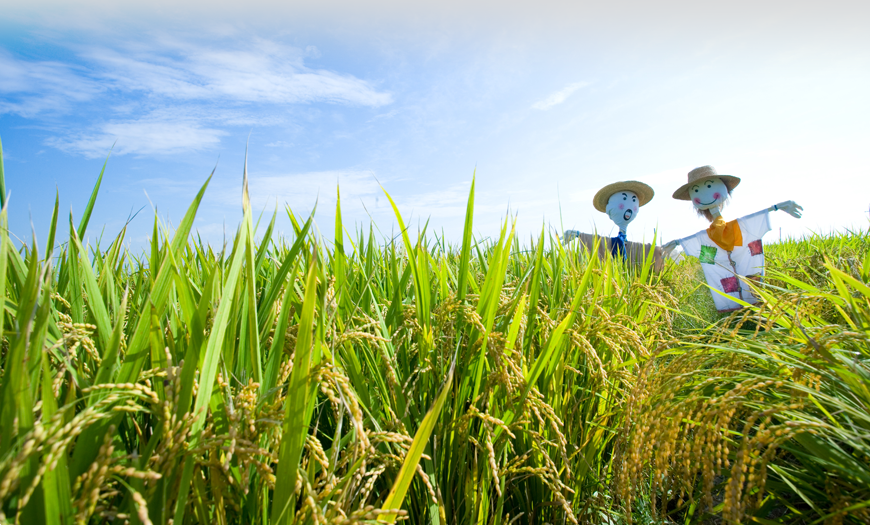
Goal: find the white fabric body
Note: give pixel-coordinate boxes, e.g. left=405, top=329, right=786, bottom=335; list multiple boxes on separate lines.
left=679, top=210, right=771, bottom=312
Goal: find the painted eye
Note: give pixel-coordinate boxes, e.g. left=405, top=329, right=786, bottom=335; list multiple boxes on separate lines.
left=694, top=189, right=699, bottom=193
left=707, top=183, right=712, bottom=188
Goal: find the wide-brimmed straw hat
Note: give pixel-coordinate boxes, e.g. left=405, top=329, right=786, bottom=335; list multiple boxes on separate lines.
left=672, top=166, right=741, bottom=201
left=593, top=181, right=655, bottom=213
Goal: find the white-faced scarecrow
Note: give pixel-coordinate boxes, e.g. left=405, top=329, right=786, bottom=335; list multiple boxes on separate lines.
left=564, top=180, right=657, bottom=263
left=663, top=165, right=803, bottom=312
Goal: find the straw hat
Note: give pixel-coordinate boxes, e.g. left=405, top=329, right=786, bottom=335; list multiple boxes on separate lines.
left=672, top=166, right=741, bottom=201
left=592, top=181, right=655, bottom=213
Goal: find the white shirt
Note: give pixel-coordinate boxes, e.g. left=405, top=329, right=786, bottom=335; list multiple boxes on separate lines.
left=679, top=211, right=771, bottom=312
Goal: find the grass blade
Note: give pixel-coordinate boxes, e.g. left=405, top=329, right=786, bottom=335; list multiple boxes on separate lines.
left=45, top=189, right=59, bottom=260
left=272, top=250, right=321, bottom=525
left=0, top=135, right=5, bottom=207
left=76, top=146, right=111, bottom=240
left=378, top=355, right=456, bottom=523
left=457, top=173, right=475, bottom=302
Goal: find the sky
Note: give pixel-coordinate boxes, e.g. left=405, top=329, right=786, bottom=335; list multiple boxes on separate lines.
left=1, top=0, right=869, bottom=252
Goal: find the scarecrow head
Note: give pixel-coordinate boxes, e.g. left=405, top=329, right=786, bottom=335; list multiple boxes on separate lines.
left=672, top=166, right=740, bottom=222
left=593, top=181, right=655, bottom=232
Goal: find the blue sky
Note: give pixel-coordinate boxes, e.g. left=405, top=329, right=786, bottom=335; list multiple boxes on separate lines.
left=2, top=0, right=869, bottom=251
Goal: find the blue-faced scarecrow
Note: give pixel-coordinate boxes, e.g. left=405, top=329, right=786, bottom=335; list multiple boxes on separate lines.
left=564, top=180, right=660, bottom=266
left=663, top=165, right=803, bottom=312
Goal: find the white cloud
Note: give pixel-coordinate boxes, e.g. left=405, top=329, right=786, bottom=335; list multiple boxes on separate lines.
left=531, top=81, right=591, bottom=110
left=212, top=169, right=474, bottom=226
left=305, top=45, right=322, bottom=59
left=83, top=39, right=392, bottom=107
left=2, top=36, right=390, bottom=120
left=47, top=115, right=226, bottom=158
left=241, top=170, right=382, bottom=211
left=0, top=51, right=102, bottom=116
left=3, top=37, right=393, bottom=156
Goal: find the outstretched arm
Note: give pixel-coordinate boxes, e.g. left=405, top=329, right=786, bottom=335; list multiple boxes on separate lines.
left=662, top=239, right=680, bottom=257
left=563, top=230, right=580, bottom=244
left=768, top=200, right=803, bottom=218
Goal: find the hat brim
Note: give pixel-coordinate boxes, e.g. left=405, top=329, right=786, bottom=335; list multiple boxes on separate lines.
left=593, top=181, right=655, bottom=213
left=672, top=175, right=741, bottom=201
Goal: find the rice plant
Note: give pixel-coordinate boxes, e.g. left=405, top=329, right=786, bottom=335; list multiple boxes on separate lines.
left=613, top=236, right=870, bottom=524
left=0, top=138, right=868, bottom=525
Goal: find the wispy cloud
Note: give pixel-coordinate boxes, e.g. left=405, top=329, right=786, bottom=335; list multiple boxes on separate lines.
left=2, top=37, right=393, bottom=156
left=83, top=39, right=392, bottom=107
left=213, top=169, right=474, bottom=225
left=224, top=169, right=382, bottom=211
left=47, top=113, right=226, bottom=158
left=531, top=81, right=591, bottom=110
left=0, top=51, right=102, bottom=117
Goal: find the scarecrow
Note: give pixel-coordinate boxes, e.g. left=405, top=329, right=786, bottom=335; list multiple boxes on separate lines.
left=663, top=165, right=803, bottom=312
left=563, top=180, right=663, bottom=268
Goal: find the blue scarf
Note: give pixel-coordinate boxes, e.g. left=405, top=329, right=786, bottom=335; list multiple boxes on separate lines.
left=611, top=231, right=627, bottom=261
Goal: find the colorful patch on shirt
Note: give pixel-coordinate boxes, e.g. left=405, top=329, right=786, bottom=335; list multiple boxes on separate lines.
left=748, top=239, right=763, bottom=256
left=720, top=276, right=740, bottom=293
left=699, top=245, right=718, bottom=265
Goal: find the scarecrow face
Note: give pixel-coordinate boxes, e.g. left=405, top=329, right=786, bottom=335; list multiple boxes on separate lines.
left=605, top=190, right=639, bottom=231
left=690, top=178, right=728, bottom=210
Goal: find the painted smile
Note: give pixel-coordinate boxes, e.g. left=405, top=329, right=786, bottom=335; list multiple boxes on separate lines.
left=697, top=199, right=717, bottom=206
left=623, top=209, right=633, bottom=221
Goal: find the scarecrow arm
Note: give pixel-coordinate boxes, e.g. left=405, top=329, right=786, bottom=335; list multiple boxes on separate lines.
left=562, top=230, right=581, bottom=244
left=664, top=233, right=700, bottom=259
left=768, top=200, right=803, bottom=219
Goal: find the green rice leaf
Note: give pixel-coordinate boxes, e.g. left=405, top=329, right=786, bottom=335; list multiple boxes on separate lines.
left=171, top=187, right=248, bottom=523
left=45, top=189, right=59, bottom=260
left=271, top=250, right=321, bottom=525
left=261, top=259, right=299, bottom=397
left=76, top=146, right=111, bottom=240
left=378, top=355, right=456, bottom=523
left=68, top=216, right=112, bottom=352
left=457, top=173, right=475, bottom=302
left=0, top=134, right=6, bottom=208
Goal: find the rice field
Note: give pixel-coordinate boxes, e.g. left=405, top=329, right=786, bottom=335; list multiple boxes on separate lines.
left=1, top=148, right=869, bottom=524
